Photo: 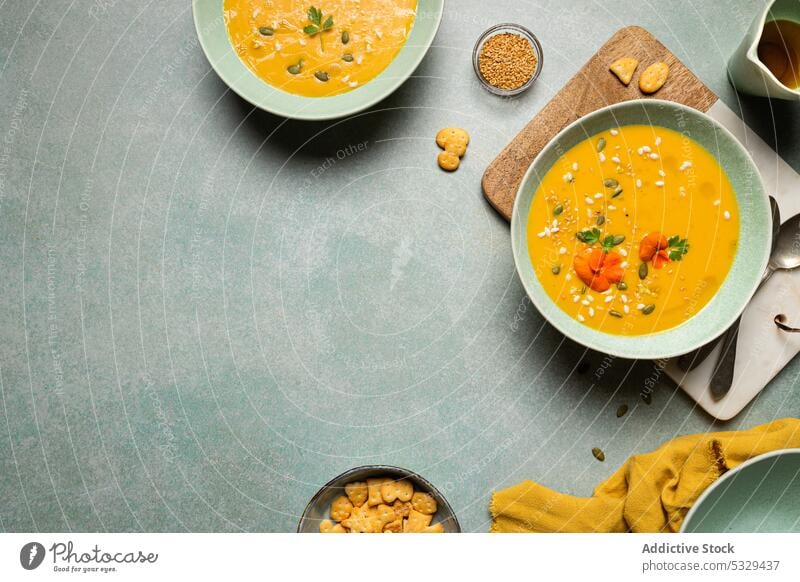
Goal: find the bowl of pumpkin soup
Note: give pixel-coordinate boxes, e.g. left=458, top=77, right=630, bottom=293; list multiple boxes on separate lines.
left=511, top=100, right=772, bottom=359
left=192, top=0, right=443, bottom=120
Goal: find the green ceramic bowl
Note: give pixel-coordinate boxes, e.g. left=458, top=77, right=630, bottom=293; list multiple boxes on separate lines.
left=511, top=99, right=771, bottom=359
left=192, top=0, right=444, bottom=120
left=682, top=449, right=800, bottom=532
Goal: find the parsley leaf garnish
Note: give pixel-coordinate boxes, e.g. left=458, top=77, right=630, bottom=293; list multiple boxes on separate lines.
left=600, top=234, right=625, bottom=253
left=667, top=236, right=690, bottom=261
left=576, top=228, right=601, bottom=244
left=304, top=6, right=334, bottom=50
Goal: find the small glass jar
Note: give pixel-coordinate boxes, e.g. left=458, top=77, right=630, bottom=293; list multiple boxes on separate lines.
left=472, top=23, right=543, bottom=96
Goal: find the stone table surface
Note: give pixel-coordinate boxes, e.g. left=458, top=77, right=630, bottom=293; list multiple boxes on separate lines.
left=0, top=0, right=798, bottom=532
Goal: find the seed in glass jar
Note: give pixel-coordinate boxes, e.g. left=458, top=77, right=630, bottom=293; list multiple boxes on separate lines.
left=478, top=32, right=537, bottom=91
left=616, top=404, right=629, bottom=418
left=592, top=447, right=606, bottom=461
left=639, top=262, right=648, bottom=279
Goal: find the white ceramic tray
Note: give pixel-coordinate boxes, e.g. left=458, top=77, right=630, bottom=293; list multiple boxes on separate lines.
left=665, top=101, right=800, bottom=420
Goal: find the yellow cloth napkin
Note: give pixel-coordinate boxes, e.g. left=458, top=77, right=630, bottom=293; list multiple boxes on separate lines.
left=490, top=418, right=800, bottom=533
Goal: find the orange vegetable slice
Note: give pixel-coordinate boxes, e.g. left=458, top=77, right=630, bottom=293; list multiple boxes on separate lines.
left=638, top=232, right=669, bottom=261
left=652, top=249, right=670, bottom=269
left=573, top=249, right=625, bottom=292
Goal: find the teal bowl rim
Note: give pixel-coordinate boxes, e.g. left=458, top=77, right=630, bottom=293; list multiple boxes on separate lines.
left=681, top=448, right=800, bottom=532
left=510, top=99, right=772, bottom=360
left=192, top=0, right=444, bottom=120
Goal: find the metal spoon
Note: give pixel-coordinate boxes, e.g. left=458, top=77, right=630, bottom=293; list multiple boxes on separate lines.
left=709, top=201, right=800, bottom=399
left=677, top=197, right=781, bottom=372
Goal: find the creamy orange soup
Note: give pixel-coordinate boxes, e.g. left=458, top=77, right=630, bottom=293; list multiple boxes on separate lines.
left=224, top=0, right=417, bottom=97
left=526, top=125, right=740, bottom=335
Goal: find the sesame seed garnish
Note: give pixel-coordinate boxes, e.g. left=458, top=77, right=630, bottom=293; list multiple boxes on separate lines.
left=723, top=210, right=731, bottom=220
left=478, top=32, right=538, bottom=90
left=649, top=152, right=659, bottom=160
left=655, top=180, right=664, bottom=187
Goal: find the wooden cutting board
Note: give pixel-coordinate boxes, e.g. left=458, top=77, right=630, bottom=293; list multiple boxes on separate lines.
left=481, top=26, right=717, bottom=221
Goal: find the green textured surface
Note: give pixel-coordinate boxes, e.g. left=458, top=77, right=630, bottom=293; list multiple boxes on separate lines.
left=0, top=0, right=798, bottom=533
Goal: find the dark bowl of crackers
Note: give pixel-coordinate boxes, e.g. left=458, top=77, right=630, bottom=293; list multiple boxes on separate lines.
left=297, top=465, right=461, bottom=533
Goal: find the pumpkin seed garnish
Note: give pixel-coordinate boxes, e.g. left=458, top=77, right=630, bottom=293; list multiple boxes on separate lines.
left=611, top=186, right=624, bottom=198
left=596, top=215, right=605, bottom=226
left=642, top=304, right=655, bottom=315
left=342, top=53, right=354, bottom=62
left=259, top=26, right=275, bottom=36
left=616, top=281, right=628, bottom=291
left=616, top=404, right=629, bottom=418
left=611, top=234, right=625, bottom=246
left=314, top=70, right=329, bottom=82
left=596, top=137, right=606, bottom=152
left=603, top=178, right=619, bottom=188
left=553, top=204, right=564, bottom=216
left=287, top=57, right=305, bottom=75
left=609, top=310, right=623, bottom=318
left=638, top=262, right=648, bottom=280
left=580, top=285, right=587, bottom=295
left=551, top=265, right=561, bottom=275
left=341, top=30, right=350, bottom=44
left=592, top=447, right=606, bottom=461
